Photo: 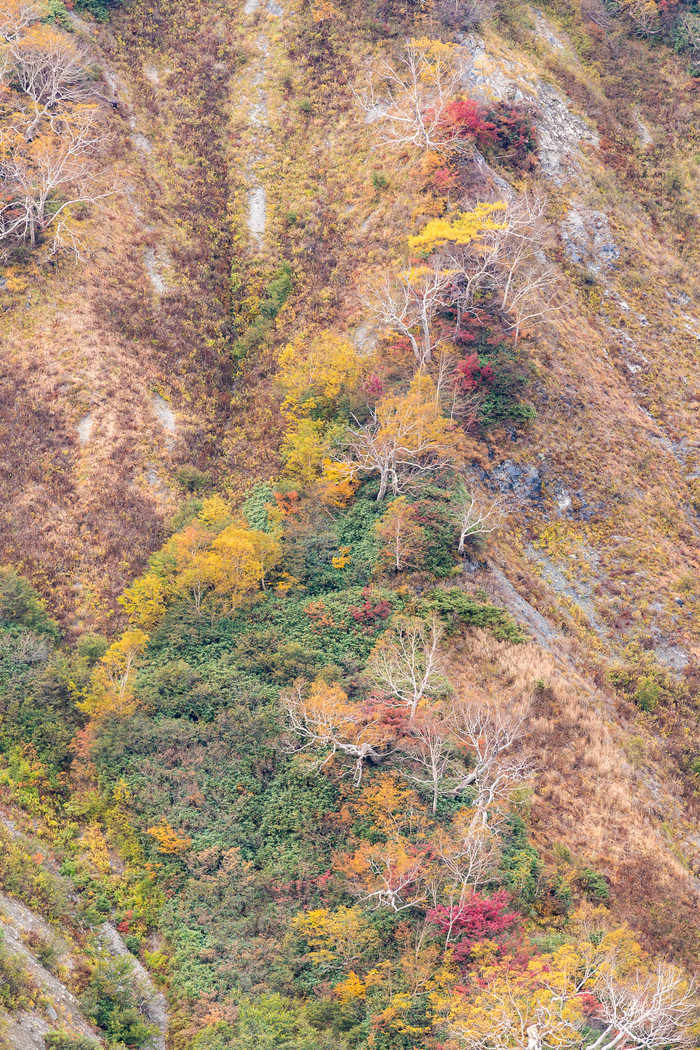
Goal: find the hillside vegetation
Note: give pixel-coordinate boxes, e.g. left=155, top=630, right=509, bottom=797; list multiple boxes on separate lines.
left=3, top=0, right=700, bottom=1048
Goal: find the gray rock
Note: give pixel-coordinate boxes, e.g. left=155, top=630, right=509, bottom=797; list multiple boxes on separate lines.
left=560, top=206, right=619, bottom=273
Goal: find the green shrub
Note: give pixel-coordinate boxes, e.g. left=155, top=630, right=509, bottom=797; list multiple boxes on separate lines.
left=576, top=868, right=610, bottom=902
left=25, top=930, right=61, bottom=973
left=0, top=827, right=70, bottom=921
left=476, top=343, right=535, bottom=430
left=0, top=932, right=39, bottom=1011
left=633, top=676, right=661, bottom=712
left=81, top=956, right=157, bottom=1048
left=72, top=0, right=120, bottom=20
left=45, top=1033, right=101, bottom=1050
left=0, top=569, right=58, bottom=638
left=417, top=587, right=525, bottom=642
left=499, top=815, right=543, bottom=911
left=242, top=483, right=276, bottom=532
left=176, top=467, right=214, bottom=495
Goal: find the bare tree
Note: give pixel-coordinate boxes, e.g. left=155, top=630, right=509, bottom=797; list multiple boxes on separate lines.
left=354, top=839, right=430, bottom=913
left=450, top=701, right=532, bottom=822
left=368, top=615, right=448, bottom=717
left=0, top=105, right=114, bottom=249
left=400, top=708, right=454, bottom=814
left=489, top=195, right=558, bottom=343
left=436, top=0, right=498, bottom=28
left=362, top=264, right=456, bottom=367
left=588, top=964, right=697, bottom=1050
left=0, top=629, right=52, bottom=665
left=0, top=0, right=47, bottom=43
left=621, top=0, right=662, bottom=36
left=428, top=810, right=502, bottom=928
left=433, top=194, right=559, bottom=345
left=677, top=12, right=700, bottom=66
left=355, top=38, right=463, bottom=154
left=3, top=24, right=92, bottom=138
left=452, top=953, right=697, bottom=1050
left=451, top=484, right=504, bottom=553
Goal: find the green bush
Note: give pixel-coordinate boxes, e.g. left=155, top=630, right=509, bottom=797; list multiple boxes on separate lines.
left=81, top=956, right=157, bottom=1048
left=45, top=1033, right=101, bottom=1050
left=0, top=827, right=70, bottom=921
left=476, top=344, right=535, bottom=430
left=0, top=569, right=58, bottom=638
left=499, top=815, right=544, bottom=911
left=242, top=483, right=276, bottom=532
left=0, top=932, right=39, bottom=1011
left=633, top=676, right=661, bottom=712
left=576, top=868, right=610, bottom=902
left=417, top=587, right=525, bottom=642
left=72, top=0, right=121, bottom=20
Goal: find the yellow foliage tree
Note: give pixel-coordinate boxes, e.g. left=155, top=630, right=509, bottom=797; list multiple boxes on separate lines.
left=291, top=906, right=379, bottom=968
left=118, top=573, right=166, bottom=629
left=138, top=505, right=278, bottom=619
left=448, top=929, right=697, bottom=1050
left=245, top=527, right=283, bottom=590
left=320, top=459, right=360, bottom=508
left=210, top=526, right=264, bottom=603
left=147, top=821, right=192, bottom=856
left=198, top=493, right=234, bottom=532
left=343, top=373, right=459, bottom=499
left=375, top=496, right=427, bottom=572
left=79, top=629, right=149, bottom=720
left=408, top=201, right=507, bottom=255
left=277, top=330, right=363, bottom=420
left=83, top=823, right=111, bottom=874
left=281, top=417, right=328, bottom=485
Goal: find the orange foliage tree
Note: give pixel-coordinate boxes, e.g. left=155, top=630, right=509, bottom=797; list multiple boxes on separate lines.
left=341, top=374, right=459, bottom=500
left=147, top=820, right=193, bottom=856
left=375, top=497, right=428, bottom=572
left=120, top=496, right=282, bottom=625
left=283, top=680, right=392, bottom=783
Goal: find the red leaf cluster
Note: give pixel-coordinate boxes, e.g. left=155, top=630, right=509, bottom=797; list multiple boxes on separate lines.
left=428, top=890, right=520, bottom=963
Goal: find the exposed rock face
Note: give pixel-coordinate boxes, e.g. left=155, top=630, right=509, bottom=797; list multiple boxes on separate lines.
left=457, top=34, right=598, bottom=183
left=560, top=206, right=620, bottom=272
left=0, top=892, right=98, bottom=1048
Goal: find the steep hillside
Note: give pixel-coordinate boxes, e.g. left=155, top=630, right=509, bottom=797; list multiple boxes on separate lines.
left=3, top=0, right=700, bottom=1048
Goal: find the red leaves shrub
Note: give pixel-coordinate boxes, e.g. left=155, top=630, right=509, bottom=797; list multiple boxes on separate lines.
left=364, top=374, right=386, bottom=401
left=349, top=588, right=392, bottom=626
left=436, top=98, right=537, bottom=170
left=441, top=99, right=498, bottom=148
left=275, top=491, right=299, bottom=517
left=485, top=103, right=538, bottom=164
left=454, top=353, right=495, bottom=393
left=428, top=889, right=521, bottom=963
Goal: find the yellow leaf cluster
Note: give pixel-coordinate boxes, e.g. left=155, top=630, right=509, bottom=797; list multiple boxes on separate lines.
left=408, top=201, right=507, bottom=255
left=78, top=629, right=149, bottom=720
left=291, top=905, right=379, bottom=967
left=277, top=330, right=363, bottom=420
left=281, top=417, right=328, bottom=485
left=82, top=823, right=111, bottom=874
left=332, top=546, right=352, bottom=569
left=147, top=821, right=192, bottom=856
left=118, top=574, right=166, bottom=629
left=120, top=497, right=282, bottom=627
